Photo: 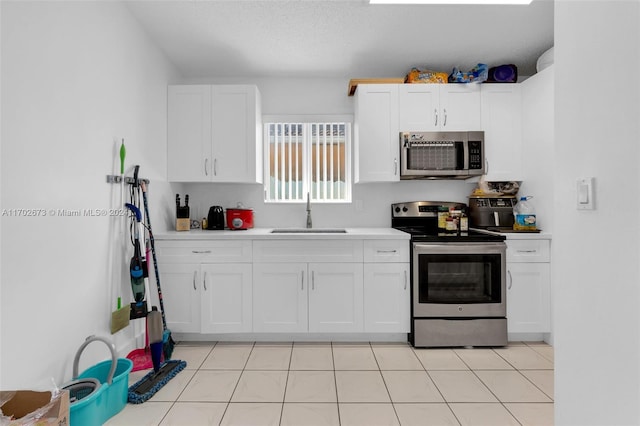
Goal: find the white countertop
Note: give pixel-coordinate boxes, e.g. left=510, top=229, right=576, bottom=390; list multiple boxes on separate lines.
left=155, top=227, right=411, bottom=241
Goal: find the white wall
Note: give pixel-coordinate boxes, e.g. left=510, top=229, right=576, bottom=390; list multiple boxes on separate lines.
left=554, top=1, right=640, bottom=425
left=0, top=2, right=179, bottom=389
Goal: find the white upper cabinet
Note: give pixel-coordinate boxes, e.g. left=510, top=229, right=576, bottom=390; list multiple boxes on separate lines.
left=480, top=84, right=523, bottom=181
left=168, top=85, right=212, bottom=182
left=354, top=84, right=400, bottom=183
left=399, top=84, right=481, bottom=131
left=168, top=84, right=262, bottom=183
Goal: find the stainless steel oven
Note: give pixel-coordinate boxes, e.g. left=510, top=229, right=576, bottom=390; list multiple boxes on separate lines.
left=391, top=201, right=507, bottom=348
left=412, top=241, right=507, bottom=347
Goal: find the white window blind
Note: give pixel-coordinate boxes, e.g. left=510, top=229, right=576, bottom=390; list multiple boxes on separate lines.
left=265, top=121, right=351, bottom=203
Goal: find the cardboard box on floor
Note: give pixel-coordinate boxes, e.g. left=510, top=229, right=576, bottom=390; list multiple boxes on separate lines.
left=0, top=390, right=69, bottom=425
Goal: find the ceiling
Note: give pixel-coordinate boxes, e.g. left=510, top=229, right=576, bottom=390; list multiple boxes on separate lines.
left=125, top=0, right=554, bottom=80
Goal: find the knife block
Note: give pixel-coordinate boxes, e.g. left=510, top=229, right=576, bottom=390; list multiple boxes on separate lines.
left=175, top=218, right=190, bottom=231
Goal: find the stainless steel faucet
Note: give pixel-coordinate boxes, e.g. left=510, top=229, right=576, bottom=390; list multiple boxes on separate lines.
left=306, top=192, right=312, bottom=229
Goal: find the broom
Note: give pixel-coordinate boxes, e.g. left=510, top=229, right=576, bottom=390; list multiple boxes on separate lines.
left=140, top=181, right=175, bottom=359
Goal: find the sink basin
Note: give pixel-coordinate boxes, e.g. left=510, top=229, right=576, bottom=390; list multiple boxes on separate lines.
left=271, top=228, right=347, bottom=234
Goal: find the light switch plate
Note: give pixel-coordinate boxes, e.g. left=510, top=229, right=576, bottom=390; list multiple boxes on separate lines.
left=577, top=177, right=595, bottom=210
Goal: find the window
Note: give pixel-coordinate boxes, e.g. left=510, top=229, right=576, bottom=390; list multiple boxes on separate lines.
left=264, top=119, right=352, bottom=203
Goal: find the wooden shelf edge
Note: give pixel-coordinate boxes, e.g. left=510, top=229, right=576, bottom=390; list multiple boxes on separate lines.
left=348, top=78, right=405, bottom=96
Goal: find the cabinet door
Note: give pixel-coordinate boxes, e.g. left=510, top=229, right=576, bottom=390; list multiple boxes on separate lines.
left=158, top=263, right=201, bottom=333
left=354, top=84, right=400, bottom=182
left=308, top=263, right=364, bottom=333
left=364, top=263, right=410, bottom=333
left=399, top=84, right=439, bottom=131
left=507, top=262, right=551, bottom=333
left=167, top=85, right=212, bottom=182
left=201, top=263, right=253, bottom=333
left=211, top=85, right=262, bottom=183
left=480, top=84, right=523, bottom=181
left=439, top=84, right=481, bottom=130
left=253, top=263, right=307, bottom=332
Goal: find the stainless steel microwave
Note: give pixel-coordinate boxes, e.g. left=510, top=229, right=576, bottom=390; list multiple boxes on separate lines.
left=400, top=131, right=485, bottom=179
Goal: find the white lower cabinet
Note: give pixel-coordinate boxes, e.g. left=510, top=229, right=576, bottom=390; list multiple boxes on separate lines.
left=252, top=263, right=307, bottom=333
left=159, top=263, right=202, bottom=333
left=200, top=263, right=252, bottom=333
left=156, top=240, right=253, bottom=334
left=160, top=262, right=252, bottom=334
left=252, top=262, right=364, bottom=333
left=362, top=239, right=410, bottom=333
left=308, top=263, right=364, bottom=333
left=506, top=239, right=551, bottom=334
left=364, top=263, right=410, bottom=332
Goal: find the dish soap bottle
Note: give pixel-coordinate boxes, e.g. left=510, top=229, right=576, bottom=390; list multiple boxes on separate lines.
left=513, top=196, right=537, bottom=231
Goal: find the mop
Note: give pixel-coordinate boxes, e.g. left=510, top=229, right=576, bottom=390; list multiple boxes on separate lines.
left=127, top=307, right=186, bottom=404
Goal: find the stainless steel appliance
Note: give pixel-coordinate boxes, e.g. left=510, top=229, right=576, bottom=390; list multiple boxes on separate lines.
left=399, top=131, right=485, bottom=179
left=392, top=201, right=507, bottom=347
left=468, top=196, right=517, bottom=230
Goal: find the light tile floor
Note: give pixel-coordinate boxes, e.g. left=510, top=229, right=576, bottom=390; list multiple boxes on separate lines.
left=106, top=341, right=554, bottom=426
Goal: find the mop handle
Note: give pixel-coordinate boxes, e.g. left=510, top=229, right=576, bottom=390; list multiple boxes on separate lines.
left=140, top=181, right=168, bottom=331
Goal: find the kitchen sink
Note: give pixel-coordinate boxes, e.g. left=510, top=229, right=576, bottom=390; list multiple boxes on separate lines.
left=271, top=228, right=347, bottom=234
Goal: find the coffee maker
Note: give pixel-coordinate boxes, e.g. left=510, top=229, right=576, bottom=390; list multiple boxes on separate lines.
left=468, top=196, right=516, bottom=230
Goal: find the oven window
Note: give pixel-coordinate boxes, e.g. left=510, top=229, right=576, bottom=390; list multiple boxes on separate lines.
left=417, top=254, right=502, bottom=304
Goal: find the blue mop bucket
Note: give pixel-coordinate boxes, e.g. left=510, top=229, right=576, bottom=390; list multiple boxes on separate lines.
left=65, top=336, right=132, bottom=426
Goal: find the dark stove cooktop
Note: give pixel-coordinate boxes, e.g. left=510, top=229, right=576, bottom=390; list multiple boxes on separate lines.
left=393, top=226, right=505, bottom=242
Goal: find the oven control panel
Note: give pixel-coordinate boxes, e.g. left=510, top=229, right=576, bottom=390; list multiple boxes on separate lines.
left=392, top=201, right=466, bottom=218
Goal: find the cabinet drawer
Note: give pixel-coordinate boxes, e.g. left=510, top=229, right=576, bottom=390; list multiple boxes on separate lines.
left=506, top=239, right=550, bottom=263
left=363, top=240, right=409, bottom=263
left=253, top=240, right=363, bottom=263
left=155, top=240, right=252, bottom=263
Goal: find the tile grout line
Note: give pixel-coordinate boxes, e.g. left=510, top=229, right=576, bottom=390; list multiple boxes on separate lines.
left=330, top=342, right=342, bottom=426
left=278, top=343, right=295, bottom=426
left=370, top=341, right=403, bottom=426
left=218, top=341, right=256, bottom=425
left=410, top=346, right=462, bottom=426
left=155, top=342, right=218, bottom=426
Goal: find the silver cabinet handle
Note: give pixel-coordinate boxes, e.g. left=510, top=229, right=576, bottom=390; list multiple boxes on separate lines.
left=404, top=270, right=408, bottom=290
left=203, top=272, right=207, bottom=291
left=193, top=271, right=197, bottom=290
left=516, top=250, right=537, bottom=253
left=394, top=158, right=398, bottom=175
left=213, top=158, right=218, bottom=176
left=192, top=250, right=212, bottom=254
left=485, top=159, right=489, bottom=174
left=301, top=271, right=304, bottom=290
left=312, top=271, right=315, bottom=290
left=443, top=108, right=447, bottom=127
left=508, top=270, right=513, bottom=290
left=204, top=158, right=209, bottom=176
left=377, top=249, right=397, bottom=254
left=434, top=108, right=438, bottom=126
